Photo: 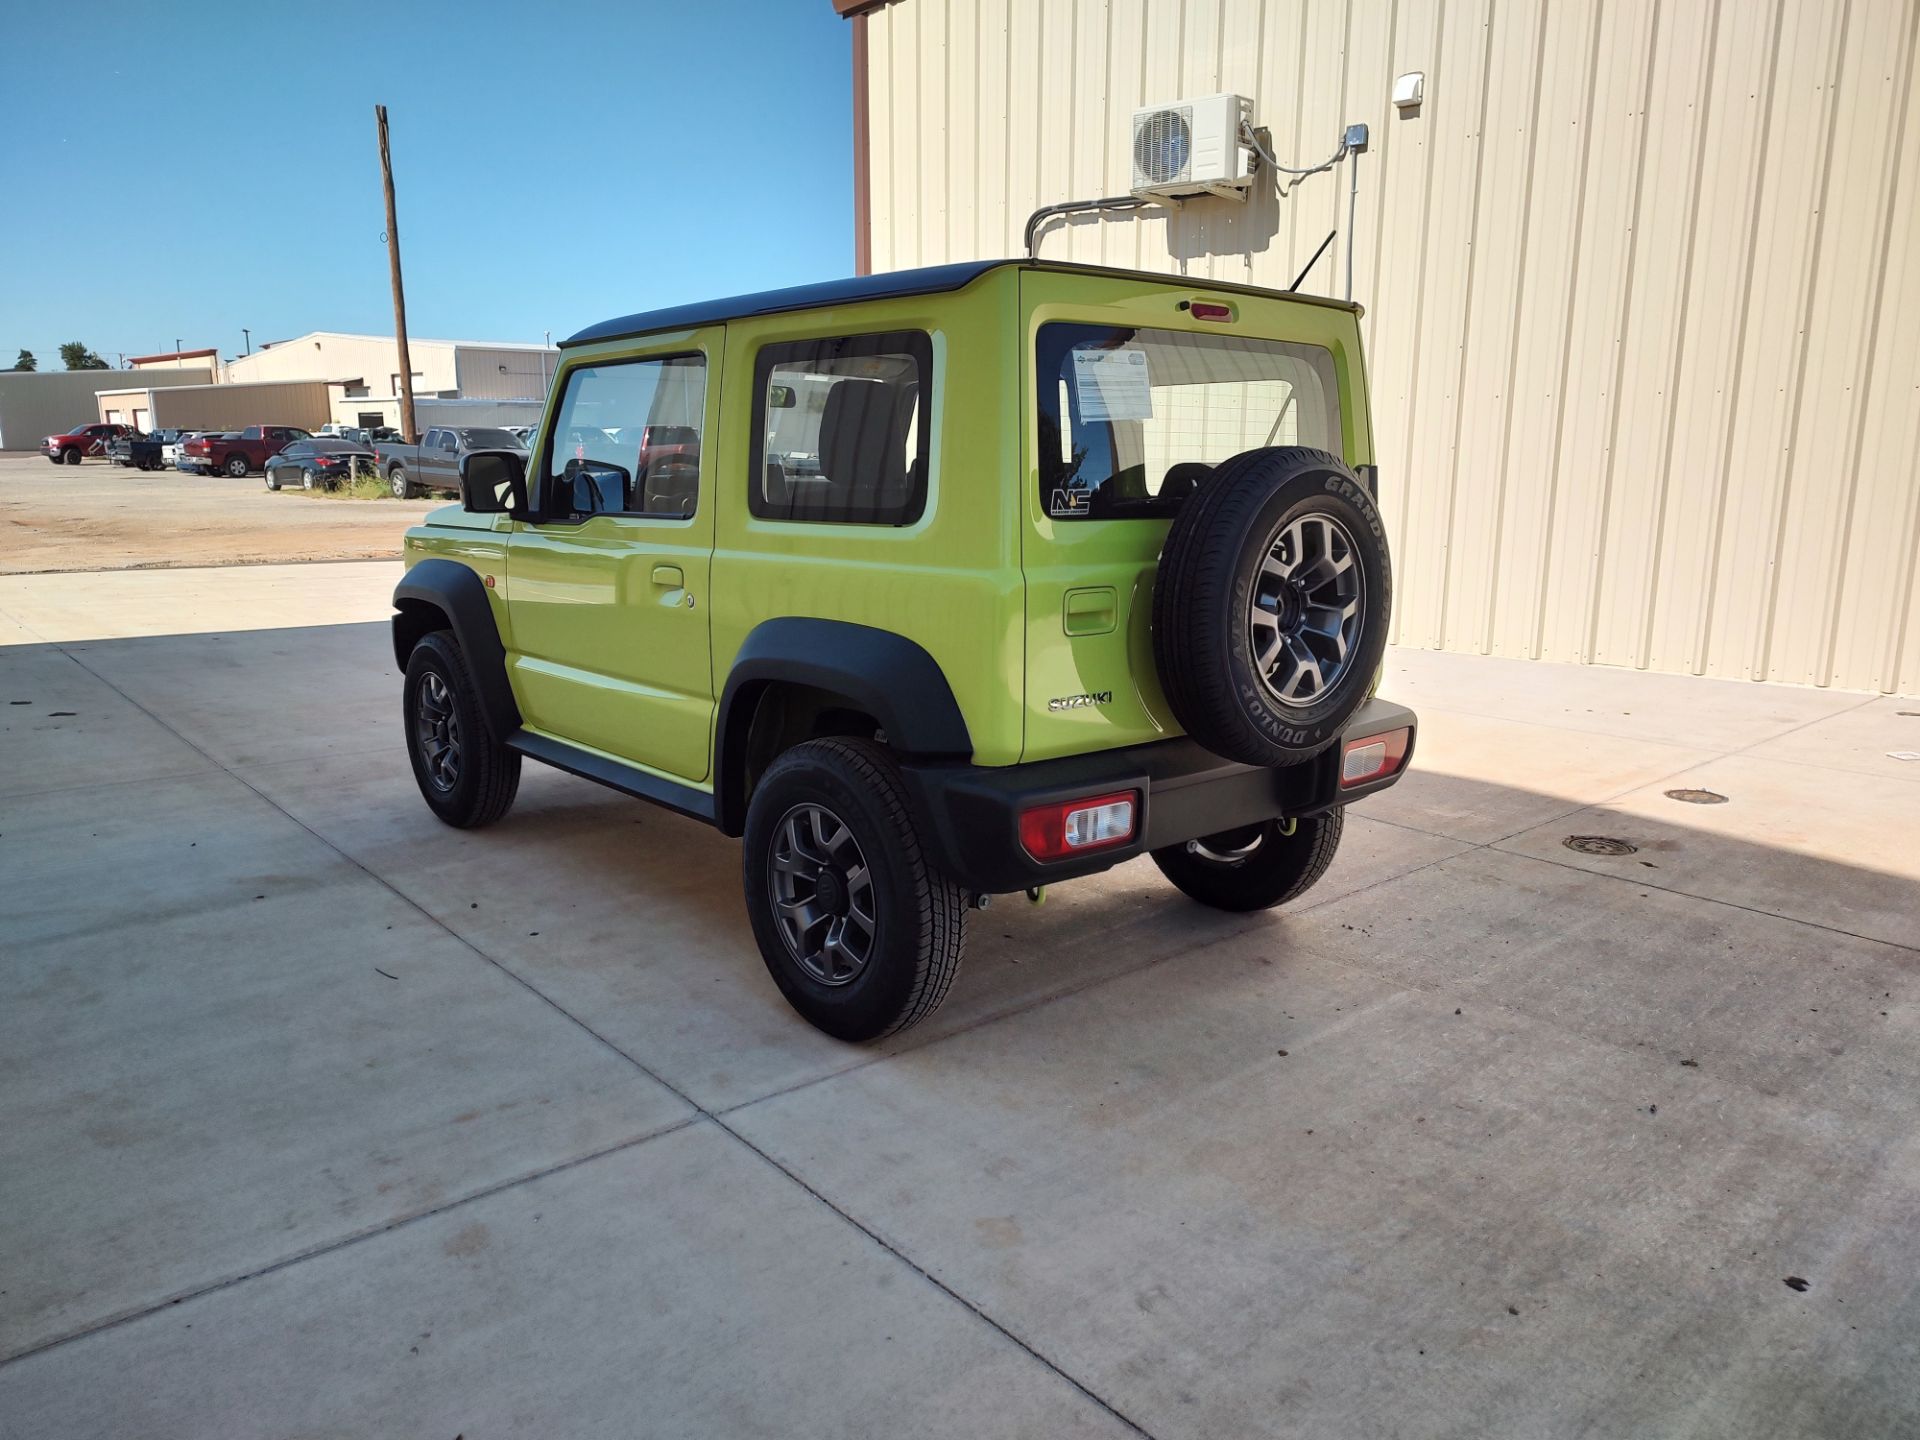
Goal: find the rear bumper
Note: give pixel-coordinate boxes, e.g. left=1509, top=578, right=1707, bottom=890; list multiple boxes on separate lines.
left=900, top=697, right=1418, bottom=894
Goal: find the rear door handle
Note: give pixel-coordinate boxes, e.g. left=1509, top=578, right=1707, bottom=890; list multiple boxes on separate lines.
left=651, top=564, right=684, bottom=588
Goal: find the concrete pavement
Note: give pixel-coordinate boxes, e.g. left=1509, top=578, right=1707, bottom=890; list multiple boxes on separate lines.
left=1, top=562, right=1915, bottom=1438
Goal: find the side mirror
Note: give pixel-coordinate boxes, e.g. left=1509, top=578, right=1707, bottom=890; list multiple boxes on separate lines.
left=768, top=384, right=797, bottom=409
left=460, top=450, right=528, bottom=516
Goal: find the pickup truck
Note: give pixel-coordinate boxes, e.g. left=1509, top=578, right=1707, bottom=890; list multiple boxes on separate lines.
left=107, top=429, right=190, bottom=471
left=43, top=423, right=131, bottom=465
left=374, top=426, right=529, bottom=500
left=180, top=424, right=311, bottom=477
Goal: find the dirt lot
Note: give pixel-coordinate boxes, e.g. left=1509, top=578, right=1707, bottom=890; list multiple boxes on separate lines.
left=0, top=452, right=436, bottom=574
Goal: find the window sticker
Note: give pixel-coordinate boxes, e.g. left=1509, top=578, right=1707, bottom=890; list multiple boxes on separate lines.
left=1070, top=347, right=1154, bottom=422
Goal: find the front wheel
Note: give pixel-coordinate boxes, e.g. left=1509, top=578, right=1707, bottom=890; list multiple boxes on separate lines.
left=224, top=454, right=249, bottom=477
left=63, top=447, right=82, bottom=466
left=403, top=632, right=521, bottom=828
left=1152, top=810, right=1345, bottom=912
left=743, top=738, right=968, bottom=1042
left=265, top=470, right=281, bottom=491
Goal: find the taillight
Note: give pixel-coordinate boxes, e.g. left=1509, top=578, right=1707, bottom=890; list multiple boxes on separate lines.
left=1189, top=300, right=1233, bottom=321
left=1018, top=790, right=1138, bottom=862
left=1340, top=727, right=1412, bottom=787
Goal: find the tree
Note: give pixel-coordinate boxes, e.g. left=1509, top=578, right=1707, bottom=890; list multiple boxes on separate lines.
left=12, top=349, right=35, bottom=371
left=59, top=341, right=109, bottom=371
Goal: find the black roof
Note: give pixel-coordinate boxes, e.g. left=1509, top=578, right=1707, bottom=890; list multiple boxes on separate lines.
left=564, top=258, right=1359, bottom=348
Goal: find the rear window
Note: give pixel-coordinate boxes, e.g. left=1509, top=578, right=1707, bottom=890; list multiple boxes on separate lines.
left=459, top=427, right=522, bottom=449
left=1036, top=322, right=1341, bottom=520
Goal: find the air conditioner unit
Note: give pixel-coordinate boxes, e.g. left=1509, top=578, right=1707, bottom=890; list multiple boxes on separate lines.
left=1131, top=93, right=1256, bottom=200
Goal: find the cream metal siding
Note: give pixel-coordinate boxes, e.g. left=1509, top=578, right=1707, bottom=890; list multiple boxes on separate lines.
left=453, top=345, right=558, bottom=401
left=227, top=335, right=460, bottom=393
left=863, top=0, right=1920, bottom=693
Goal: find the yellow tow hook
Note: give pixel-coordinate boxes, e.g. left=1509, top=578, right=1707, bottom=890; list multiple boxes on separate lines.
left=1277, top=818, right=1298, bottom=837
left=1025, top=886, right=1047, bottom=905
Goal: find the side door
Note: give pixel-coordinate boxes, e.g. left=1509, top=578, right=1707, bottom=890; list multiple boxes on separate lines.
left=503, top=330, right=721, bottom=782
left=428, top=429, right=461, bottom=489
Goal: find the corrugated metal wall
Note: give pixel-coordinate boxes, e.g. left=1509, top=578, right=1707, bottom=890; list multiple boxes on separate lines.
left=0, top=368, right=212, bottom=450
left=862, top=0, right=1920, bottom=693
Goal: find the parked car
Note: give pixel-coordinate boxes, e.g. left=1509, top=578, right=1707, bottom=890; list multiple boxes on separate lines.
left=263, top=439, right=375, bottom=491
left=375, top=426, right=529, bottom=500
left=42, top=423, right=130, bottom=465
left=504, top=425, right=536, bottom=444
left=389, top=258, right=1415, bottom=1040
left=172, top=432, right=232, bottom=472
left=180, top=424, right=311, bottom=477
left=108, top=429, right=192, bottom=471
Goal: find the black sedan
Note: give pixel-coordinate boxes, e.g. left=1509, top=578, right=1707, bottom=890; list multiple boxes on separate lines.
left=263, top=439, right=374, bottom=491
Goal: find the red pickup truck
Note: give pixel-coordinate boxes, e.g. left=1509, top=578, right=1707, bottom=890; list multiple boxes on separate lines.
left=180, top=424, right=312, bottom=477
left=43, top=423, right=131, bottom=465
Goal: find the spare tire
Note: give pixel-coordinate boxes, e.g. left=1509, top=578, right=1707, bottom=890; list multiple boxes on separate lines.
left=1152, top=446, right=1391, bottom=767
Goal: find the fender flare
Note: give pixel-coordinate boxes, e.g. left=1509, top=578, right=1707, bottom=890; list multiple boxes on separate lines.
left=391, top=558, right=521, bottom=737
left=714, top=617, right=972, bottom=834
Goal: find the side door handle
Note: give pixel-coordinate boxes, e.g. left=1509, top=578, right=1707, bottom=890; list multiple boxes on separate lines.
left=651, top=564, right=684, bottom=588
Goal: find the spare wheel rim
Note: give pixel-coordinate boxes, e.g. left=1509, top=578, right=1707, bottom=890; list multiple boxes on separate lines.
left=1248, top=511, right=1364, bottom=707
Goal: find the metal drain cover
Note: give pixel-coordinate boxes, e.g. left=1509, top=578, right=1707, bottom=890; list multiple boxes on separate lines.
left=1665, top=788, right=1728, bottom=805
left=1565, top=835, right=1638, bottom=856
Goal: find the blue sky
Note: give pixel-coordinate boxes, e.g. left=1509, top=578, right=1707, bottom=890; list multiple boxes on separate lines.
left=0, top=0, right=852, bottom=369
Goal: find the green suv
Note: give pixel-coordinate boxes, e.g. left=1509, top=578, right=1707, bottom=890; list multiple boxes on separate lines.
left=392, top=259, right=1415, bottom=1040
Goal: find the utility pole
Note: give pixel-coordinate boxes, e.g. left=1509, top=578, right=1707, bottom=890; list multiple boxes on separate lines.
left=242, top=328, right=251, bottom=356
left=375, top=104, right=417, bottom=444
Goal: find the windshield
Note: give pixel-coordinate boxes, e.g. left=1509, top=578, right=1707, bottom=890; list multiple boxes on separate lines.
left=1035, top=323, right=1342, bottom=520
left=459, top=427, right=523, bottom=449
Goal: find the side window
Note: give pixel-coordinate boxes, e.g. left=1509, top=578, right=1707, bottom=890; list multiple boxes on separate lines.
left=439, top=431, right=458, bottom=453
left=540, top=353, right=706, bottom=520
left=242, top=426, right=262, bottom=440
left=282, top=442, right=311, bottom=459
left=750, top=330, right=931, bottom=526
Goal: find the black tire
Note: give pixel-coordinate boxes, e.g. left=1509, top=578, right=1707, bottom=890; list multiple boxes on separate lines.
left=265, top=470, right=281, bottom=491
left=301, top=471, right=315, bottom=491
left=63, top=447, right=82, bottom=466
left=402, top=631, right=520, bottom=829
left=389, top=463, right=414, bottom=500
left=742, top=737, right=967, bottom=1042
left=1153, top=447, right=1391, bottom=766
left=1152, top=810, right=1345, bottom=912
left=224, top=454, right=249, bottom=477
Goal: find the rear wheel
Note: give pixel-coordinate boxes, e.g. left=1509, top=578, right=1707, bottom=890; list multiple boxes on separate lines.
left=403, top=631, right=520, bottom=829
left=301, top=471, right=315, bottom=491
left=743, top=738, right=967, bottom=1041
left=1152, top=810, right=1344, bottom=912
left=389, top=463, right=415, bottom=500
left=224, top=454, right=249, bottom=478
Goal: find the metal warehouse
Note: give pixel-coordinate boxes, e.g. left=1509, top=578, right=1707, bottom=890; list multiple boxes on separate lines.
left=836, top=0, right=1920, bottom=694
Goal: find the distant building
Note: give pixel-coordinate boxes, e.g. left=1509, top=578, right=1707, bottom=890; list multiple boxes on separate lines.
left=0, top=366, right=212, bottom=449
left=86, top=332, right=559, bottom=437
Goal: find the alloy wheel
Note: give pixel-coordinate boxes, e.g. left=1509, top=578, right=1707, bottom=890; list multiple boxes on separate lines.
left=767, top=802, right=877, bottom=986
left=1248, top=512, right=1364, bottom=706
left=414, top=671, right=461, bottom=792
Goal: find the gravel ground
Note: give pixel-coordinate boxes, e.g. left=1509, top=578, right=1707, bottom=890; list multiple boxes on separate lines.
left=0, top=452, right=436, bottom=574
